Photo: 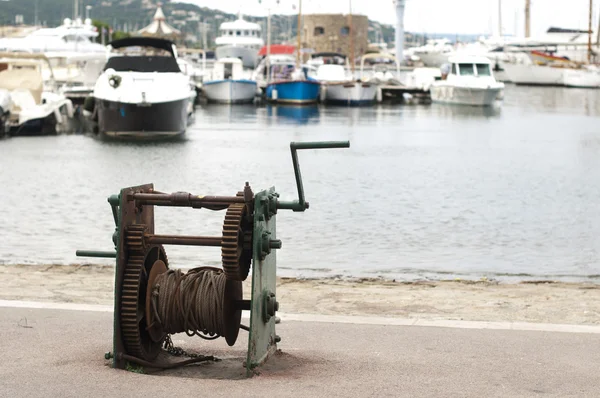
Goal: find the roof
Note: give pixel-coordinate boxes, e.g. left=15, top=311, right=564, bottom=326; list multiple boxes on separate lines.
left=547, top=27, right=589, bottom=34
left=258, top=44, right=296, bottom=56
left=136, top=6, right=181, bottom=37
left=447, top=55, right=492, bottom=64
left=109, top=37, right=176, bottom=56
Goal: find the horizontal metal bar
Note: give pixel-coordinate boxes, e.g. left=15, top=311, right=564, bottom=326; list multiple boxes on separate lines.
left=75, top=250, right=116, bottom=258
left=129, top=193, right=244, bottom=208
left=277, top=200, right=309, bottom=212
left=233, top=299, right=252, bottom=311
left=290, top=141, right=350, bottom=150
left=146, top=234, right=222, bottom=247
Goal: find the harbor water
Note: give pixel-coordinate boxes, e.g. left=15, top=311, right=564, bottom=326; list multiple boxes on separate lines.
left=1, top=85, right=600, bottom=282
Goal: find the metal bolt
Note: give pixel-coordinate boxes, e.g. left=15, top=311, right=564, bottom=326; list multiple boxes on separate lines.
left=269, top=239, right=282, bottom=249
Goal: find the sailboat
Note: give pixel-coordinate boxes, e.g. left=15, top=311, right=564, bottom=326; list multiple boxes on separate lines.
left=503, top=0, right=600, bottom=87
left=265, top=0, right=321, bottom=104
left=316, top=1, right=377, bottom=105
left=563, top=0, right=600, bottom=88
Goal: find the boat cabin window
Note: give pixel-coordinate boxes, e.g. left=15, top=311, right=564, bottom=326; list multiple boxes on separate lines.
left=475, top=63, right=491, bottom=76
left=458, top=63, right=475, bottom=76
left=236, top=31, right=241, bottom=36
left=314, top=27, right=325, bottom=36
left=451, top=63, right=457, bottom=75
left=224, top=62, right=233, bottom=79
left=104, top=56, right=181, bottom=73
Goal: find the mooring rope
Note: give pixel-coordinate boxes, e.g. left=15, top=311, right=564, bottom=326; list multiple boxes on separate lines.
left=151, top=267, right=226, bottom=340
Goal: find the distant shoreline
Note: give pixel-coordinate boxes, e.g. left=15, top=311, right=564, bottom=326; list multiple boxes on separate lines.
left=1, top=263, right=599, bottom=326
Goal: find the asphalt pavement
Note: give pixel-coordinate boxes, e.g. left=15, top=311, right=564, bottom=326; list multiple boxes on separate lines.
left=0, top=305, right=599, bottom=397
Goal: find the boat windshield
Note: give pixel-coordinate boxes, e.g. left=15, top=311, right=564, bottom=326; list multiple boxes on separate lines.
left=475, top=63, right=491, bottom=76
left=458, top=64, right=475, bottom=76
left=104, top=56, right=181, bottom=73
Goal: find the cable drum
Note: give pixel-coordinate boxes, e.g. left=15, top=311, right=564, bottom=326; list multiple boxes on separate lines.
left=150, top=267, right=242, bottom=346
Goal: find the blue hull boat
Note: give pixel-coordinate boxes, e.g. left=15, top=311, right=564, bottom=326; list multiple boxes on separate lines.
left=265, top=80, right=321, bottom=104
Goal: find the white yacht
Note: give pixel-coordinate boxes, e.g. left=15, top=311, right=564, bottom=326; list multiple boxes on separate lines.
left=409, top=39, right=455, bottom=67
left=430, top=55, right=505, bottom=107
left=215, top=16, right=264, bottom=69
left=202, top=58, right=257, bottom=104
left=91, top=38, right=196, bottom=140
left=0, top=53, right=74, bottom=135
left=0, top=18, right=107, bottom=55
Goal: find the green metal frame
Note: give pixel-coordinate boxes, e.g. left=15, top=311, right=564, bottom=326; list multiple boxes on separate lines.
left=246, top=187, right=279, bottom=375
left=76, top=140, right=350, bottom=376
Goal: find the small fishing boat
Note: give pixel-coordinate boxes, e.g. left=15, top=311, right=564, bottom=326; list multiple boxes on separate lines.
left=312, top=53, right=376, bottom=106
left=264, top=0, right=320, bottom=105
left=265, top=60, right=320, bottom=104
left=202, top=58, right=257, bottom=104
left=430, top=55, right=504, bottom=106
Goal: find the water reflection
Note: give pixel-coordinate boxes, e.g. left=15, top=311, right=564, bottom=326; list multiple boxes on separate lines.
left=504, top=84, right=600, bottom=117
left=429, top=103, right=503, bottom=119
left=266, top=104, right=321, bottom=125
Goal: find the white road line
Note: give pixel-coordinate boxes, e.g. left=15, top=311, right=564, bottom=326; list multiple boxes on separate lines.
left=1, top=299, right=598, bottom=334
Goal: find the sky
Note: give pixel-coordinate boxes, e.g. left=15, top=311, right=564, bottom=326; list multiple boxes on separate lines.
left=178, top=0, right=599, bottom=36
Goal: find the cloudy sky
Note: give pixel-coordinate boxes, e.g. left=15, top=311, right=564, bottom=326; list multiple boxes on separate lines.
left=178, top=0, right=598, bottom=36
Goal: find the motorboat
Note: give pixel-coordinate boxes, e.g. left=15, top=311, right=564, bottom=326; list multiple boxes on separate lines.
left=430, top=55, right=505, bottom=107
left=203, top=58, right=257, bottom=104
left=0, top=52, right=74, bottom=135
left=91, top=38, right=196, bottom=140
left=0, top=18, right=106, bottom=55
left=215, top=15, right=264, bottom=69
left=359, top=53, right=402, bottom=85
left=44, top=52, right=107, bottom=105
left=311, top=53, right=376, bottom=106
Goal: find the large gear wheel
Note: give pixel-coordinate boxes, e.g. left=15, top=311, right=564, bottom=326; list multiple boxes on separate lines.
left=121, top=227, right=168, bottom=361
left=221, top=192, right=253, bottom=281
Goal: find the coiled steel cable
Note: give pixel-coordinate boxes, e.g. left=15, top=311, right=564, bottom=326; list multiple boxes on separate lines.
left=151, top=267, right=226, bottom=340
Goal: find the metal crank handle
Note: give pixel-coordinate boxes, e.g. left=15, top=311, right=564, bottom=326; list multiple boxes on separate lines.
left=278, top=140, right=350, bottom=212
left=75, top=250, right=117, bottom=258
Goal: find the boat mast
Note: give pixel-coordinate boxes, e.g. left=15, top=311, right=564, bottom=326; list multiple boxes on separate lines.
left=588, top=0, right=593, bottom=63
left=348, top=0, right=355, bottom=75
left=296, top=0, right=302, bottom=69
left=267, top=7, right=271, bottom=83
left=525, top=0, right=531, bottom=37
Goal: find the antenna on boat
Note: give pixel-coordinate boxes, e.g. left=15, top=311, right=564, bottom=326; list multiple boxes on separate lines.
left=524, top=0, right=531, bottom=38
left=348, top=0, right=355, bottom=75
left=296, top=0, right=302, bottom=69
left=588, top=0, right=593, bottom=64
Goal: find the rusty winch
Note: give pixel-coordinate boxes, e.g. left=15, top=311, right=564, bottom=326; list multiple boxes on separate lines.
left=76, top=141, right=349, bottom=376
